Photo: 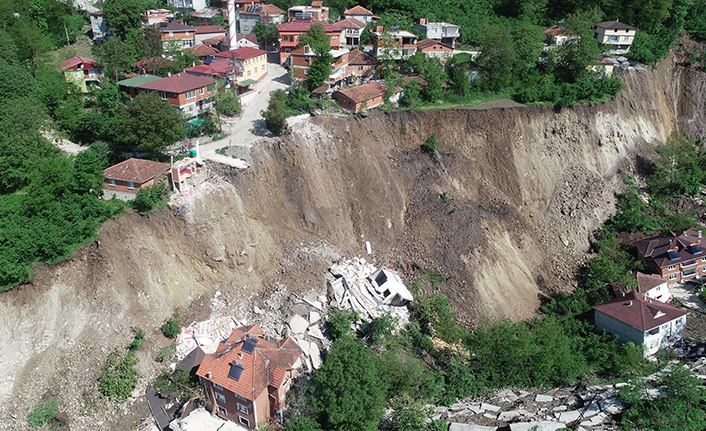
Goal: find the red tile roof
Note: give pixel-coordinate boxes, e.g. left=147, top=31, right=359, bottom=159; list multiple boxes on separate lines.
left=277, top=20, right=342, bottom=33
left=184, top=59, right=240, bottom=76
left=59, top=56, right=101, bottom=70
left=160, top=21, right=196, bottom=33
left=213, top=47, right=266, bottom=60
left=336, top=81, right=388, bottom=103
left=544, top=25, right=574, bottom=36
left=186, top=43, right=220, bottom=57
left=635, top=228, right=705, bottom=268
left=196, top=324, right=302, bottom=401
left=336, top=17, right=366, bottom=29
left=345, top=5, right=373, bottom=15
left=417, top=38, right=452, bottom=51
left=243, top=4, right=285, bottom=15
left=593, top=291, right=687, bottom=331
left=104, top=158, right=170, bottom=183
left=348, top=49, right=379, bottom=66
left=195, top=25, right=225, bottom=34
left=137, top=73, right=216, bottom=93
left=636, top=272, right=667, bottom=293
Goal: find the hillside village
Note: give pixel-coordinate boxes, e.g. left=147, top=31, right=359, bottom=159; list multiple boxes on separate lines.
left=2, top=0, right=706, bottom=431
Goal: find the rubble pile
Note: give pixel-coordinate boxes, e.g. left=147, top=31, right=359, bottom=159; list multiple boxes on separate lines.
left=175, top=316, right=239, bottom=360
left=284, top=291, right=330, bottom=371
left=328, top=257, right=412, bottom=324
left=442, top=358, right=706, bottom=431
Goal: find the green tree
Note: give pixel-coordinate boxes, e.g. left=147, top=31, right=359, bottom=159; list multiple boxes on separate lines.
left=10, top=16, right=52, bottom=75
left=420, top=58, right=446, bottom=102
left=116, top=93, right=186, bottom=157
left=477, top=24, right=517, bottom=91
left=261, top=89, right=288, bottom=136
left=95, top=36, right=138, bottom=82
left=253, top=22, right=279, bottom=47
left=103, top=0, right=146, bottom=36
left=215, top=89, right=242, bottom=117
left=556, top=10, right=601, bottom=82
left=300, top=23, right=331, bottom=55
left=511, top=21, right=545, bottom=78
left=313, top=337, right=388, bottom=431
left=0, top=28, right=17, bottom=65
left=649, top=134, right=705, bottom=197
left=73, top=148, right=107, bottom=196
left=285, top=416, right=323, bottom=431
left=401, top=79, right=422, bottom=108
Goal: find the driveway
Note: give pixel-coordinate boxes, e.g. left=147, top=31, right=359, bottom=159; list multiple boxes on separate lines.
left=200, top=57, right=290, bottom=168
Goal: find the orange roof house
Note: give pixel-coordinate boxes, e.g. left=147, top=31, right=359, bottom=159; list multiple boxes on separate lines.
left=103, top=158, right=170, bottom=199
left=333, top=80, right=402, bottom=113
left=196, top=324, right=302, bottom=429
left=416, top=38, right=453, bottom=58
left=344, top=5, right=374, bottom=23
left=276, top=20, right=343, bottom=64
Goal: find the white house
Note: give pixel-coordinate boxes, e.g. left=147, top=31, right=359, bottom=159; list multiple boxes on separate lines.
left=368, top=268, right=413, bottom=306
left=594, top=20, right=636, bottom=54
left=593, top=292, right=687, bottom=356
left=636, top=272, right=671, bottom=303
left=543, top=25, right=577, bottom=46
left=344, top=5, right=375, bottom=23
left=413, top=18, right=460, bottom=48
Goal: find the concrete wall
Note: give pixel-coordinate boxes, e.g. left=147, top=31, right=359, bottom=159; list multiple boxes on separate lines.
left=594, top=310, right=645, bottom=348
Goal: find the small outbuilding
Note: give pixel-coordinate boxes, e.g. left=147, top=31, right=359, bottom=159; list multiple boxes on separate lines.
left=103, top=158, right=170, bottom=200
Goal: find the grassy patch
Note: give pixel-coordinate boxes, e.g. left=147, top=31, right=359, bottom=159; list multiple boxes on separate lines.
left=161, top=313, right=182, bottom=338
left=27, top=397, right=60, bottom=428
left=98, top=331, right=144, bottom=403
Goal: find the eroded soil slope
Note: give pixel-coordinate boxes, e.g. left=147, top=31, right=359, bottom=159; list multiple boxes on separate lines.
left=1, top=38, right=705, bottom=430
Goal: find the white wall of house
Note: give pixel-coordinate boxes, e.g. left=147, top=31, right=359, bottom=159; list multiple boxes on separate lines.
left=595, top=311, right=686, bottom=356
left=643, top=283, right=671, bottom=303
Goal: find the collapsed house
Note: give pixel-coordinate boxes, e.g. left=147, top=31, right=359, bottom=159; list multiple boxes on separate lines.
left=328, top=257, right=413, bottom=322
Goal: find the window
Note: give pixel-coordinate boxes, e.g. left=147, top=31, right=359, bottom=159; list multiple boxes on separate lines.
left=127, top=182, right=135, bottom=190
left=668, top=264, right=677, bottom=270
left=186, top=90, right=196, bottom=99
left=108, top=179, right=115, bottom=186
left=285, top=48, right=291, bottom=53
left=608, top=36, right=619, bottom=42
left=217, top=406, right=227, bottom=416
left=244, top=25, right=249, bottom=31
left=623, top=36, right=630, bottom=41
left=247, top=70, right=251, bottom=76
left=359, top=65, right=364, bottom=71
left=239, top=417, right=250, bottom=427
left=199, top=87, right=204, bottom=95
left=215, top=392, right=227, bottom=403
left=213, top=383, right=224, bottom=391
left=235, top=393, right=248, bottom=401
left=669, top=273, right=678, bottom=280
left=169, top=31, right=174, bottom=36
left=159, top=91, right=167, bottom=100
left=237, top=403, right=248, bottom=414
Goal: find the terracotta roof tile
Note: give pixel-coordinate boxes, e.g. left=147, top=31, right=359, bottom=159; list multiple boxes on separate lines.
left=593, top=291, right=687, bottom=331
left=186, top=43, right=220, bottom=56
left=635, top=228, right=705, bottom=268
left=103, top=158, right=169, bottom=183
left=344, top=5, right=373, bottom=15
left=417, top=38, right=452, bottom=51
left=336, top=17, right=366, bottom=29
left=348, top=49, right=379, bottom=66
left=213, top=47, right=267, bottom=60
left=195, top=25, right=225, bottom=34
left=59, top=56, right=100, bottom=70
left=184, top=59, right=240, bottom=76
left=277, top=20, right=342, bottom=33
left=636, top=272, right=666, bottom=293
left=336, top=81, right=388, bottom=103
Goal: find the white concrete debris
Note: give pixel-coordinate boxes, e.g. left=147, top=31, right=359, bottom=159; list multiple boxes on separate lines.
left=509, top=422, right=566, bottom=431
left=328, top=257, right=412, bottom=322
left=309, top=311, right=321, bottom=324
left=169, top=407, right=247, bottom=431
left=288, top=314, right=309, bottom=335
left=535, top=394, right=553, bottom=402
left=175, top=317, right=237, bottom=360
left=480, top=403, right=501, bottom=413
left=556, top=410, right=581, bottom=423
left=449, top=424, right=498, bottom=431
left=307, top=326, right=325, bottom=340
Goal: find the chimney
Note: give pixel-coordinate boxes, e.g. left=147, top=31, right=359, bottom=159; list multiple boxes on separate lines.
left=206, top=371, right=212, bottom=379
left=628, top=300, right=632, bottom=307
left=228, top=0, right=237, bottom=49
left=167, top=71, right=171, bottom=76
left=699, top=230, right=702, bottom=238
left=419, top=18, right=428, bottom=25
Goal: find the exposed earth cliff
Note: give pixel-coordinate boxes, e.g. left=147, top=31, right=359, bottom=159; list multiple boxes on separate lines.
left=1, top=38, right=705, bottom=430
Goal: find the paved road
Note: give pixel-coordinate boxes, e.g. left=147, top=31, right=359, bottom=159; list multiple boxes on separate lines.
left=200, top=58, right=290, bottom=168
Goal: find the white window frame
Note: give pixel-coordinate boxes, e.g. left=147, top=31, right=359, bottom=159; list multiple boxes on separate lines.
left=239, top=417, right=250, bottom=427
left=237, top=402, right=248, bottom=414
left=668, top=273, right=678, bottom=280
left=199, top=87, right=204, bottom=95
left=668, top=264, right=677, bottom=270
left=217, top=405, right=227, bottom=415
left=108, top=179, right=115, bottom=186
left=186, top=90, right=196, bottom=99
left=215, top=392, right=227, bottom=403
left=213, top=383, right=224, bottom=390
left=159, top=91, right=167, bottom=100
left=127, top=182, right=135, bottom=190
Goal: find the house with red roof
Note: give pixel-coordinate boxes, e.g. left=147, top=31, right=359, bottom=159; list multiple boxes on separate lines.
left=593, top=291, right=686, bottom=356
left=59, top=56, right=103, bottom=92
left=413, top=18, right=460, bottom=48
left=417, top=39, right=453, bottom=59
left=543, top=25, right=577, bottom=46
left=239, top=4, right=286, bottom=34
left=333, top=80, right=401, bottom=113
left=213, top=47, right=268, bottom=92
left=196, top=324, right=302, bottom=429
left=276, top=20, right=343, bottom=64
left=336, top=17, right=366, bottom=48
left=347, top=49, right=380, bottom=82
left=344, top=5, right=375, bottom=23
left=141, top=9, right=173, bottom=26
left=103, top=158, right=170, bottom=200
left=184, top=58, right=240, bottom=81
left=195, top=25, right=227, bottom=44
left=290, top=45, right=351, bottom=87
left=136, top=73, right=217, bottom=116
left=635, top=228, right=706, bottom=284
left=371, top=25, right=418, bottom=59
left=186, top=43, right=220, bottom=60
left=160, top=21, right=197, bottom=49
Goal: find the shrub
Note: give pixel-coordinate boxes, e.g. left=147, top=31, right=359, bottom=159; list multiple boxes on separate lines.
left=131, top=183, right=170, bottom=214
left=420, top=134, right=438, bottom=154
left=215, top=89, right=241, bottom=117
left=262, top=89, right=288, bottom=136
left=27, top=397, right=60, bottom=427
left=325, top=308, right=358, bottom=341
left=128, top=330, right=145, bottom=351
left=156, top=344, right=176, bottom=362
left=161, top=312, right=181, bottom=338
left=98, top=350, right=139, bottom=402
left=285, top=416, right=323, bottom=431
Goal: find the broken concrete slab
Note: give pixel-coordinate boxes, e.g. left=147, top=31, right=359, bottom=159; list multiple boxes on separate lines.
left=288, top=315, right=309, bottom=335
left=600, top=398, right=624, bottom=415
left=580, top=412, right=607, bottom=427
left=449, top=423, right=497, bottom=431
left=535, top=394, right=553, bottom=402
left=480, top=403, right=501, bottom=413
left=309, top=342, right=321, bottom=369
left=307, top=326, right=325, bottom=340
left=582, top=402, right=601, bottom=417
left=509, top=422, right=566, bottom=431
left=497, top=410, right=522, bottom=421
left=556, top=410, right=580, bottom=423
left=552, top=405, right=567, bottom=412
left=309, top=311, right=321, bottom=324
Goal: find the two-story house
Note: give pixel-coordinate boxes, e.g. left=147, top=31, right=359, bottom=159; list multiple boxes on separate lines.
left=168, top=0, right=208, bottom=13
left=136, top=73, right=217, bottom=116
left=213, top=47, right=268, bottom=91
left=276, top=20, right=343, bottom=64
left=413, top=18, right=460, bottom=48
left=336, top=17, right=366, bottom=48
left=593, top=291, right=686, bottom=356
left=544, top=25, right=577, bottom=46
left=287, top=1, right=329, bottom=22
left=239, top=4, right=286, bottom=34
left=88, top=9, right=107, bottom=41
left=117, top=74, right=162, bottom=99
left=59, top=56, right=103, bottom=92
left=635, top=228, right=706, bottom=284
left=417, top=39, right=453, bottom=59
left=196, top=324, right=302, bottom=429
left=160, top=21, right=197, bottom=49
left=347, top=49, right=380, bottom=83
left=184, top=58, right=240, bottom=82
left=372, top=25, right=418, bottom=59
left=195, top=25, right=227, bottom=44
left=344, top=5, right=375, bottom=23
left=594, top=20, right=636, bottom=54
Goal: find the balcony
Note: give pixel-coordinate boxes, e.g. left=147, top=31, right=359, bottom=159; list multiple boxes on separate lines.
left=682, top=259, right=697, bottom=268
left=682, top=268, right=697, bottom=277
